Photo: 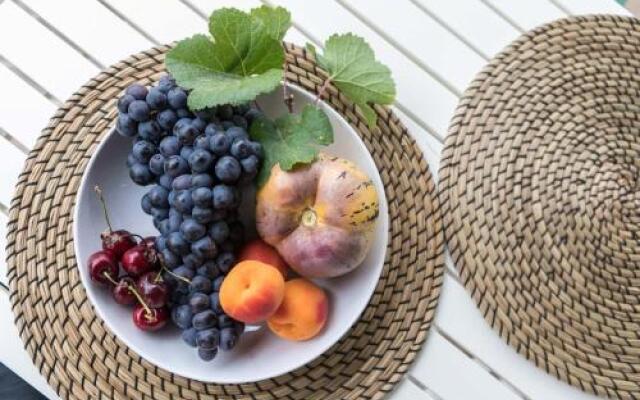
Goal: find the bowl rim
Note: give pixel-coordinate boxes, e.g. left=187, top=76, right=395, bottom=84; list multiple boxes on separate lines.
left=73, top=82, right=389, bottom=383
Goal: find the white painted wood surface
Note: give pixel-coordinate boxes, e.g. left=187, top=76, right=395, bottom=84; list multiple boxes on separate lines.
left=0, top=0, right=631, bottom=399
left=0, top=213, right=7, bottom=285
left=22, top=0, right=154, bottom=65
left=483, top=0, right=566, bottom=31
left=0, top=61, right=56, bottom=149
left=0, top=133, right=26, bottom=206
left=0, top=1, right=99, bottom=100
left=413, top=0, right=520, bottom=57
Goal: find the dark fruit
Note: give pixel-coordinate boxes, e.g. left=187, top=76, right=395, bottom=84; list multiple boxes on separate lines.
left=133, top=304, right=169, bottom=331
left=192, top=310, right=216, bottom=330
left=122, top=245, right=157, bottom=277
left=88, top=250, right=118, bottom=285
left=218, top=314, right=234, bottom=328
left=136, top=271, right=169, bottom=308
left=182, top=327, right=198, bottom=347
left=113, top=276, right=137, bottom=305
left=101, top=229, right=136, bottom=259
left=189, top=292, right=210, bottom=314
left=189, top=276, right=212, bottom=294
left=219, top=327, right=238, bottom=351
left=171, top=304, right=193, bottom=329
left=196, top=328, right=220, bottom=349
left=198, top=347, right=218, bottom=361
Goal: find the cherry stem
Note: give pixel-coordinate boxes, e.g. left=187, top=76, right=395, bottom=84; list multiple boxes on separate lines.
left=129, top=285, right=153, bottom=318
left=102, top=272, right=118, bottom=286
left=314, top=77, right=332, bottom=107
left=102, top=272, right=152, bottom=318
left=94, top=185, right=113, bottom=233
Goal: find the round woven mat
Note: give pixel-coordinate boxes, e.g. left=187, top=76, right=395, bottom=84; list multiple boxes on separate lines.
left=5, top=43, right=443, bottom=400
left=439, top=15, right=640, bottom=398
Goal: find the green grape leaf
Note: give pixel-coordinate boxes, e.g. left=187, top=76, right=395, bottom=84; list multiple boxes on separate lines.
left=305, top=42, right=318, bottom=60
left=165, top=7, right=286, bottom=110
left=317, top=33, right=396, bottom=128
left=250, top=5, right=291, bottom=41
left=250, top=105, right=334, bottom=186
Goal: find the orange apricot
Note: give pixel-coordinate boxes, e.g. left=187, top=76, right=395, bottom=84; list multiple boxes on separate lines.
left=219, top=260, right=285, bottom=324
left=267, top=278, right=329, bottom=341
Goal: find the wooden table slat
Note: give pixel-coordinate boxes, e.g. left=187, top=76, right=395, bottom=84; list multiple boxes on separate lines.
left=0, top=1, right=100, bottom=100
left=484, top=0, right=567, bottom=31
left=411, top=0, right=520, bottom=58
left=411, top=330, right=521, bottom=400
left=0, top=134, right=26, bottom=209
left=0, top=61, right=56, bottom=149
left=21, top=0, right=155, bottom=66
left=340, top=0, right=486, bottom=94
left=101, top=0, right=203, bottom=44
left=555, top=0, right=630, bottom=15
left=0, top=212, right=7, bottom=283
left=391, top=378, right=438, bottom=400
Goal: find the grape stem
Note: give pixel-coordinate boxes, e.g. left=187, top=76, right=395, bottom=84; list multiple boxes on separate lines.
left=156, top=253, right=191, bottom=284
left=282, top=63, right=294, bottom=113
left=314, top=77, right=333, bottom=106
left=94, top=185, right=113, bottom=233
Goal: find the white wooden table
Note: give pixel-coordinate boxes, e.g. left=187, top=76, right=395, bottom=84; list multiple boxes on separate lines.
left=0, top=1, right=631, bottom=399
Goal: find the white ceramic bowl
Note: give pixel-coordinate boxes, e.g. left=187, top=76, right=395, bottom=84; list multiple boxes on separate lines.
left=74, top=84, right=389, bottom=383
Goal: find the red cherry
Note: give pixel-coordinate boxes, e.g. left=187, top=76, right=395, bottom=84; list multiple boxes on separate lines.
left=122, top=245, right=157, bottom=277
left=101, top=229, right=136, bottom=259
left=136, top=272, right=168, bottom=308
left=112, top=276, right=137, bottom=305
left=133, top=304, right=168, bottom=331
left=94, top=185, right=137, bottom=258
left=88, top=250, right=118, bottom=285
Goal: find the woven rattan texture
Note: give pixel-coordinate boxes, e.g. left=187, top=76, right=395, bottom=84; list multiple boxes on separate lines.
left=5, top=43, right=444, bottom=400
left=439, top=15, right=640, bottom=399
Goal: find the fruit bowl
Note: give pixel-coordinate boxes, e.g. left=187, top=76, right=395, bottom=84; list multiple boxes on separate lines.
left=74, top=83, right=389, bottom=383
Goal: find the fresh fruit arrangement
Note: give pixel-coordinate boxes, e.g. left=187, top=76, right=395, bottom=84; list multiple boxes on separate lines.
left=88, top=4, right=395, bottom=363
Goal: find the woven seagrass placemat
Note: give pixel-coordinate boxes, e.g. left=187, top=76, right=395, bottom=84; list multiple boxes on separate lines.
left=5, top=43, right=444, bottom=400
left=439, top=15, right=640, bottom=399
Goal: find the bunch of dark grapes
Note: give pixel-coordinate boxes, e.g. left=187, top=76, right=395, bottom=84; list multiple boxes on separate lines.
left=115, top=74, right=263, bottom=361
